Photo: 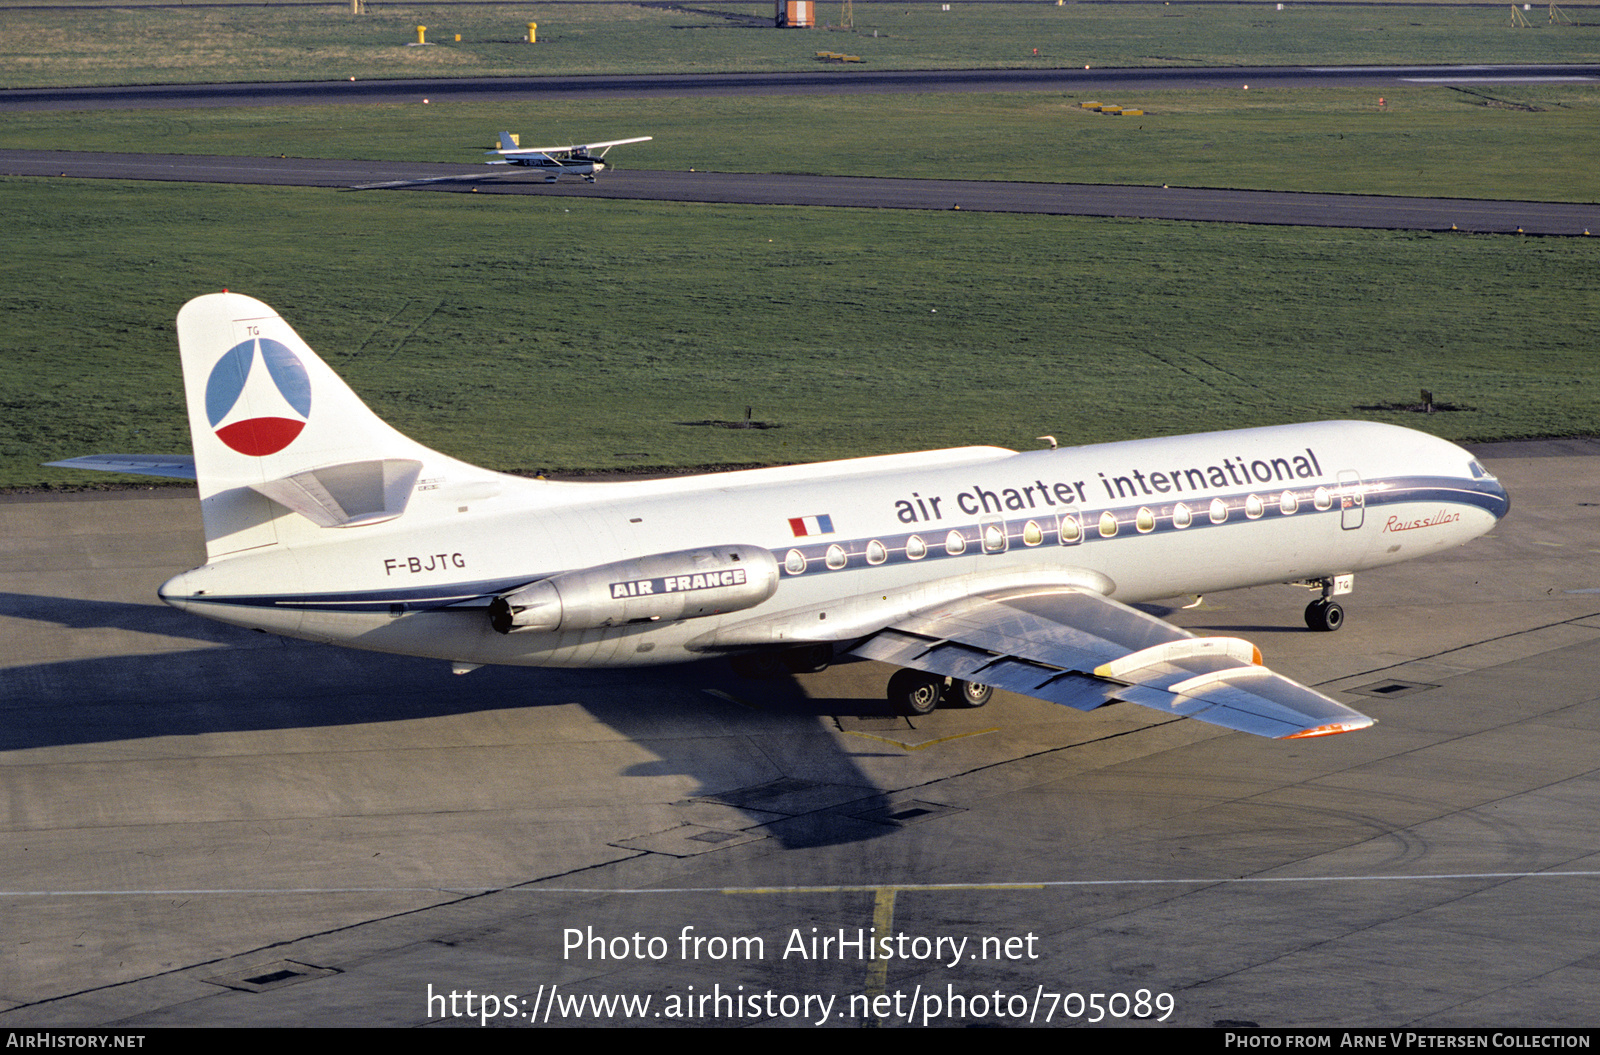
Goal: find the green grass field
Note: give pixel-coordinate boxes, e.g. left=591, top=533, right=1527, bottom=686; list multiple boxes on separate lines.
left=3, top=84, right=1596, bottom=202
left=5, top=178, right=1596, bottom=489
left=0, top=2, right=1596, bottom=88
left=3, top=3, right=1596, bottom=489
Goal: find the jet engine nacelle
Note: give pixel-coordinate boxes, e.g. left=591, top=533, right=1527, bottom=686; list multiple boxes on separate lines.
left=489, top=544, right=780, bottom=634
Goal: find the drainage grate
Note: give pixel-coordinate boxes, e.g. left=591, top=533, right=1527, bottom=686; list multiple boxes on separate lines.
left=205, top=959, right=339, bottom=993
left=1348, top=679, right=1438, bottom=699
left=853, top=799, right=963, bottom=827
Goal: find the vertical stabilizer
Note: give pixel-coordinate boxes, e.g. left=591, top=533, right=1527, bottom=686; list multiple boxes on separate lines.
left=175, top=292, right=482, bottom=560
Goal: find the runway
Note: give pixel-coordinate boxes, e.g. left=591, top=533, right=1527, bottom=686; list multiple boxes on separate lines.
left=2, top=64, right=1597, bottom=111
left=4, top=440, right=1600, bottom=1026
left=6, top=150, right=1597, bottom=233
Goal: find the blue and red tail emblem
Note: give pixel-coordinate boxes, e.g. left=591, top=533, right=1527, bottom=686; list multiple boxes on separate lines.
left=204, top=338, right=312, bottom=456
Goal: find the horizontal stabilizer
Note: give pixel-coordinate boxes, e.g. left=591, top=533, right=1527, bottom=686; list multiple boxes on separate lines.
left=250, top=458, right=423, bottom=528
left=44, top=454, right=198, bottom=480
left=850, top=584, right=1373, bottom=739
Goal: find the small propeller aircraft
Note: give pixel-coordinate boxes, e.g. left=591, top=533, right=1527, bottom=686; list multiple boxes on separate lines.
left=49, top=294, right=1509, bottom=739
left=484, top=134, right=653, bottom=182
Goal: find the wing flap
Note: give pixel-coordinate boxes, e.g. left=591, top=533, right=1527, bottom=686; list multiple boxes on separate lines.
left=852, top=627, right=1116, bottom=710
left=849, top=585, right=1373, bottom=739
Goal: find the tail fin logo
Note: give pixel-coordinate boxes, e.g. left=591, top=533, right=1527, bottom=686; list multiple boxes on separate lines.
left=204, top=338, right=313, bottom=456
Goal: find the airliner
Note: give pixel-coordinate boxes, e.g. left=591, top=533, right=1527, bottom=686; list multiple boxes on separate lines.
left=51, top=293, right=1510, bottom=740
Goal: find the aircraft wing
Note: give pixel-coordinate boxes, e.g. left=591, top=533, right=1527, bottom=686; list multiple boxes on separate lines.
left=44, top=454, right=197, bottom=479
left=849, top=585, right=1373, bottom=739
left=488, top=135, right=652, bottom=158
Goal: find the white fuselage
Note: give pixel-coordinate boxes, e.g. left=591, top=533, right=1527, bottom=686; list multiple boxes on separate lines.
left=510, top=157, right=602, bottom=178
left=159, top=420, right=1508, bottom=668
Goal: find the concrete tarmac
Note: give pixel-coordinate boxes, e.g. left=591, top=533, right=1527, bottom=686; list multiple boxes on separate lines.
left=3, top=440, right=1600, bottom=1027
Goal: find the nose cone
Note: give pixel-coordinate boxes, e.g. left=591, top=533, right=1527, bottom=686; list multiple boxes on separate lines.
left=1485, top=475, right=1511, bottom=521
left=1467, top=457, right=1511, bottom=522
left=158, top=567, right=201, bottom=611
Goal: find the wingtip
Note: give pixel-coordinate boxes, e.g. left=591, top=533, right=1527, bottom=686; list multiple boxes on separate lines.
left=1280, top=716, right=1377, bottom=739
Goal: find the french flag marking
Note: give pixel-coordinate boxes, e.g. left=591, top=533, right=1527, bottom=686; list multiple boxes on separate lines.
left=789, top=514, right=835, bottom=537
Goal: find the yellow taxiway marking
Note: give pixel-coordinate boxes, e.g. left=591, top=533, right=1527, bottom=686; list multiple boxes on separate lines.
left=863, top=887, right=897, bottom=1001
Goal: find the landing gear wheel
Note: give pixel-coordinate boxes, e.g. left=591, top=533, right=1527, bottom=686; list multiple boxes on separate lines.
left=1305, top=599, right=1345, bottom=632
left=888, top=669, right=945, bottom=716
left=948, top=679, right=992, bottom=708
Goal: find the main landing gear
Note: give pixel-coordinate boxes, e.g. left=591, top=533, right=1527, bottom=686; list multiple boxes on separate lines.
left=885, top=669, right=993, bottom=716
left=728, top=648, right=992, bottom=717
left=1303, top=574, right=1354, bottom=632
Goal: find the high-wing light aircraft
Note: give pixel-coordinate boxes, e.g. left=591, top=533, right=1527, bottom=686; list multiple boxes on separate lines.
left=51, top=294, right=1510, bottom=739
left=484, top=134, right=652, bottom=182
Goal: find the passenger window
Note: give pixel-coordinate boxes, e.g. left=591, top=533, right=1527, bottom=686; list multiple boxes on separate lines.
left=1280, top=490, right=1299, bottom=515
left=906, top=534, right=927, bottom=560
left=1172, top=502, right=1192, bottom=529
left=1098, top=511, right=1118, bottom=538
left=945, top=530, right=967, bottom=556
left=1209, top=497, right=1228, bottom=524
left=865, top=540, right=887, bottom=565
left=784, top=549, right=806, bottom=575
left=825, top=544, right=847, bottom=570
left=1136, top=507, right=1155, bottom=533
left=1059, top=513, right=1082, bottom=544
left=1023, top=520, right=1043, bottom=546
left=981, top=516, right=1007, bottom=553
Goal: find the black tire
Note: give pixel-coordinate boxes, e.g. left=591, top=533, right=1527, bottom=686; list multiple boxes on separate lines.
left=1305, top=599, right=1345, bottom=632
left=888, top=669, right=944, bottom=716
left=949, top=680, right=992, bottom=708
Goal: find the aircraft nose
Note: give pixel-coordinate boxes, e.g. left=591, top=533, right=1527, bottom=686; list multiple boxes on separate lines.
left=1486, top=476, right=1511, bottom=521
left=158, top=567, right=200, bottom=611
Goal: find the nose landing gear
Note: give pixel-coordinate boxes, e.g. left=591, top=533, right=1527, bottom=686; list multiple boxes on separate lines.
left=1305, top=598, right=1344, bottom=632
left=1303, top=574, right=1353, bottom=631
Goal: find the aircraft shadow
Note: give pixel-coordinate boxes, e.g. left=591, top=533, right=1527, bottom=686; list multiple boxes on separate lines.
left=0, top=594, right=898, bottom=849
left=0, top=590, right=258, bottom=647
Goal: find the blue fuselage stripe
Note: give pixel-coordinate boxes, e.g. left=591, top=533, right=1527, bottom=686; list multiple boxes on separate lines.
left=177, top=473, right=1507, bottom=614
